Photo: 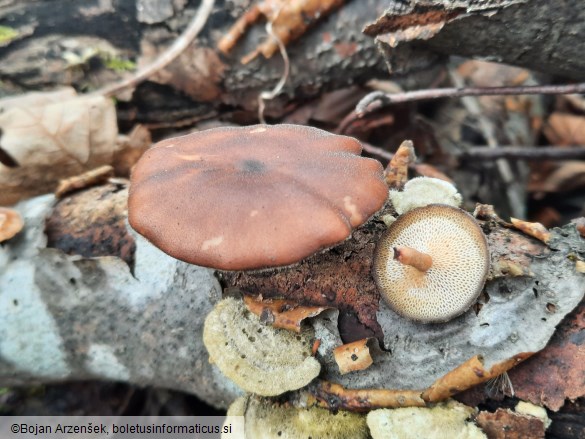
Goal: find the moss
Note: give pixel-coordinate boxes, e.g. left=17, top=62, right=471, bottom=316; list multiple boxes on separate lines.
left=0, top=26, right=19, bottom=44
left=102, top=56, right=136, bottom=72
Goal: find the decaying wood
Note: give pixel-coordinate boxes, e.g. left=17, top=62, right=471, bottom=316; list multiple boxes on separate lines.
left=2, top=182, right=585, bottom=414
left=3, top=0, right=585, bottom=126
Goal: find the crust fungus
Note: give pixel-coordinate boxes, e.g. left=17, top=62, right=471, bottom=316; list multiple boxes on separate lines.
left=389, top=177, right=462, bottom=215
left=203, top=297, right=320, bottom=396
left=128, top=124, right=387, bottom=271
left=226, top=395, right=369, bottom=439
left=374, top=204, right=489, bottom=323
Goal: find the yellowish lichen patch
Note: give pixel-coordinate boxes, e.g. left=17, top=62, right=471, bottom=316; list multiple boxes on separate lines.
left=203, top=298, right=321, bottom=396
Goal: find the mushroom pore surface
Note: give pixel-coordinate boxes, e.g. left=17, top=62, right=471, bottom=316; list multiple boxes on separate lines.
left=373, top=204, right=489, bottom=323
left=128, top=124, right=388, bottom=270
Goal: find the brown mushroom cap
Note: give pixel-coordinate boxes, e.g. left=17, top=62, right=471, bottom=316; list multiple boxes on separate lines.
left=128, top=124, right=388, bottom=270
left=373, top=204, right=489, bottom=323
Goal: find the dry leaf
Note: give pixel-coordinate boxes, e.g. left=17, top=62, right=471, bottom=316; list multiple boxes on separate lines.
left=508, top=299, right=585, bottom=411
left=334, top=339, right=374, bottom=375
left=0, top=88, right=118, bottom=205
left=510, top=218, right=551, bottom=243
left=528, top=161, right=585, bottom=194
left=243, top=295, right=330, bottom=333
left=543, top=112, right=585, bottom=145
left=0, top=207, right=23, bottom=242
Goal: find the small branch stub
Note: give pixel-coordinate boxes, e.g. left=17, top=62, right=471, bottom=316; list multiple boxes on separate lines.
left=393, top=246, right=432, bottom=272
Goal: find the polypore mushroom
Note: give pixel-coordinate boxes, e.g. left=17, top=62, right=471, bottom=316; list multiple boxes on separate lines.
left=203, top=297, right=320, bottom=396
left=128, top=124, right=388, bottom=270
left=373, top=204, right=489, bottom=323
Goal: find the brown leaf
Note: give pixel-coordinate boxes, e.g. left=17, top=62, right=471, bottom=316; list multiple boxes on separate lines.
left=243, top=295, right=330, bottom=333
left=0, top=89, right=118, bottom=205
left=334, top=338, right=374, bottom=375
left=508, top=300, right=585, bottom=411
left=0, top=207, right=24, bottom=242
left=528, top=161, right=585, bottom=195
left=544, top=112, right=585, bottom=145
left=476, top=408, right=545, bottom=439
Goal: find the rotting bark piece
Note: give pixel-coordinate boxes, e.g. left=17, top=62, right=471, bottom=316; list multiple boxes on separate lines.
left=333, top=338, right=374, bottom=375
left=374, top=204, right=489, bottom=323
left=422, top=354, right=532, bottom=403
left=476, top=408, right=546, bottom=439
left=203, top=297, right=320, bottom=396
left=55, top=165, right=114, bottom=199
left=45, top=182, right=135, bottom=268
left=218, top=0, right=346, bottom=64
left=367, top=400, right=486, bottom=439
left=0, top=207, right=24, bottom=243
left=306, top=381, right=426, bottom=412
left=128, top=124, right=387, bottom=271
left=227, top=395, right=369, bottom=439
left=384, top=139, right=415, bottom=189
left=510, top=218, right=551, bottom=244
left=243, top=295, right=331, bottom=333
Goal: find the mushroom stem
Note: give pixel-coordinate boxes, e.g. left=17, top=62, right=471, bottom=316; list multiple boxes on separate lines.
left=393, top=246, right=433, bottom=272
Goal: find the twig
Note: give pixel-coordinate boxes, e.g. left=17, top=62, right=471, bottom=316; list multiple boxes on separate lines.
left=257, top=16, right=290, bottom=124
left=460, top=146, right=585, bottom=161
left=355, top=82, right=585, bottom=117
left=93, top=0, right=215, bottom=98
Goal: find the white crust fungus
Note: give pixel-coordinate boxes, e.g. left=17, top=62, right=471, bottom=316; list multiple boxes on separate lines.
left=374, top=204, right=489, bottom=323
left=203, top=297, right=321, bottom=396
left=389, top=177, right=462, bottom=215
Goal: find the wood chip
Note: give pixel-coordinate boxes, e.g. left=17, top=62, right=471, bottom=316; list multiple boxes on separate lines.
left=0, top=207, right=24, bottom=242
left=334, top=338, right=374, bottom=375
left=55, top=165, right=114, bottom=198
left=384, top=139, right=416, bottom=189
left=510, top=218, right=551, bottom=244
